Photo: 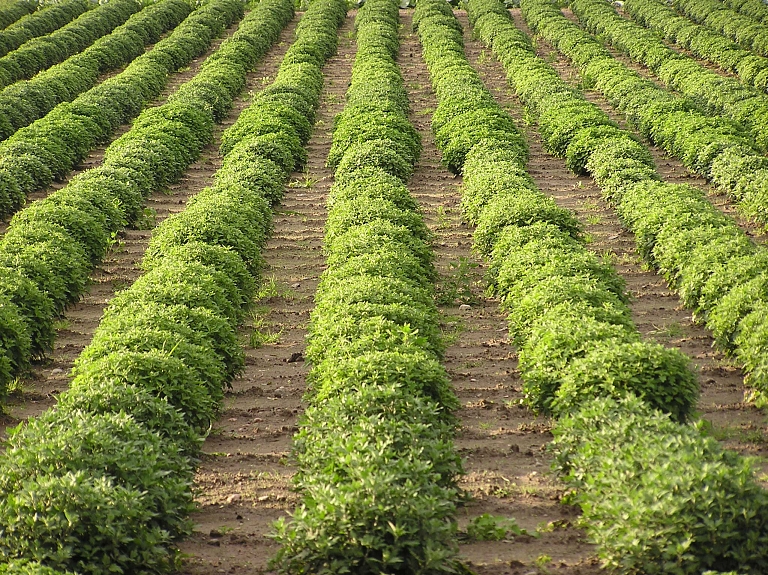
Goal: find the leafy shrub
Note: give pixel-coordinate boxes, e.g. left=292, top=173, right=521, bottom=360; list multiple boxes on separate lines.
left=0, top=472, right=172, bottom=575
left=0, top=409, right=194, bottom=537
left=518, top=312, right=639, bottom=412
left=551, top=395, right=768, bottom=575
left=552, top=341, right=699, bottom=422
left=55, top=380, right=201, bottom=457
left=70, top=350, right=219, bottom=434
left=473, top=189, right=582, bottom=256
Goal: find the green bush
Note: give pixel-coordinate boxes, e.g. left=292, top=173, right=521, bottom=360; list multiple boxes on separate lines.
left=70, top=350, right=219, bottom=434
left=55, top=380, right=201, bottom=458
left=473, top=189, right=582, bottom=256
left=0, top=410, right=194, bottom=537
left=552, top=341, right=699, bottom=422
left=519, top=311, right=639, bottom=411
left=551, top=395, right=768, bottom=575
left=0, top=472, right=172, bottom=575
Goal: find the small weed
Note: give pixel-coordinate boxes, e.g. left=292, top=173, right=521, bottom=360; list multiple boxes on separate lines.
left=440, top=315, right=465, bottom=346
left=257, top=275, right=295, bottom=302
left=581, top=199, right=600, bottom=211
left=416, top=107, right=435, bottom=116
left=477, top=49, right=489, bottom=65
left=648, top=322, right=684, bottom=339
left=288, top=170, right=318, bottom=189
left=249, top=315, right=282, bottom=349
left=435, top=205, right=451, bottom=230
left=586, top=214, right=602, bottom=226
left=464, top=514, right=536, bottom=541
left=134, top=207, right=157, bottom=230
left=478, top=422, right=492, bottom=431
left=437, top=257, right=480, bottom=305
left=535, top=554, right=553, bottom=570
left=53, top=319, right=70, bottom=331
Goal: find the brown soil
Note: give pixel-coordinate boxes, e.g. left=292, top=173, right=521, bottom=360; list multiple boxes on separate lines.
left=1, top=6, right=766, bottom=575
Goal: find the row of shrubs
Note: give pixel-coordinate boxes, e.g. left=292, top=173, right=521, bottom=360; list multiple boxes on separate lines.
left=0, top=0, right=290, bottom=404
left=674, top=0, right=768, bottom=57
left=0, top=0, right=191, bottom=140
left=570, top=0, right=768, bottom=149
left=271, top=0, right=465, bottom=573
left=525, top=0, right=768, bottom=225
left=0, top=1, right=297, bottom=573
left=0, top=0, right=89, bottom=57
left=521, top=0, right=768, bottom=401
left=465, top=0, right=768, bottom=571
left=0, top=0, right=139, bottom=91
left=621, top=0, right=768, bottom=93
left=722, top=0, right=768, bottom=24
left=0, top=0, right=231, bottom=218
left=0, top=0, right=37, bottom=31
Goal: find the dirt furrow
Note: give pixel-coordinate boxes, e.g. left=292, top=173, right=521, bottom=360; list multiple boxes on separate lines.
left=468, top=10, right=766, bottom=465
left=0, top=15, right=301, bottom=435
left=178, top=12, right=357, bottom=574
left=401, top=12, right=599, bottom=574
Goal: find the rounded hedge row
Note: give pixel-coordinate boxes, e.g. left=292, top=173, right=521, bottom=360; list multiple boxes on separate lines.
left=467, top=0, right=768, bottom=570
left=272, top=1, right=463, bottom=573
left=0, top=0, right=297, bottom=572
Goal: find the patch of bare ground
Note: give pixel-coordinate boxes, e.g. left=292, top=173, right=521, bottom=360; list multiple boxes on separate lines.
left=0, top=15, right=300, bottom=436
left=178, top=12, right=357, bottom=574
left=402, top=12, right=600, bottom=575
left=474, top=9, right=768, bottom=471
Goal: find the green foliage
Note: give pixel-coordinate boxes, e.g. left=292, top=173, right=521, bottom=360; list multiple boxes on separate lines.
left=0, top=409, right=194, bottom=537
left=0, top=473, right=171, bottom=574
left=465, top=514, right=531, bottom=541
left=551, top=396, right=768, bottom=575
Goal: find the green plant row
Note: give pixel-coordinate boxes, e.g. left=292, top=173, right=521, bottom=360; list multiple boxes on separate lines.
left=0, top=0, right=191, bottom=140
left=570, top=0, right=768, bottom=150
left=271, top=1, right=466, bottom=573
left=673, top=0, right=768, bottom=57
left=622, top=0, right=768, bottom=92
left=0, top=0, right=139, bottom=92
left=520, top=0, right=768, bottom=406
left=419, top=0, right=698, bottom=421
left=721, top=0, right=768, bottom=24
left=0, top=1, right=296, bottom=573
left=0, top=0, right=230, bottom=218
left=0, top=0, right=291, bottom=405
left=525, top=0, right=768, bottom=225
left=466, top=0, right=768, bottom=570
left=0, top=0, right=90, bottom=58
left=0, top=0, right=37, bottom=31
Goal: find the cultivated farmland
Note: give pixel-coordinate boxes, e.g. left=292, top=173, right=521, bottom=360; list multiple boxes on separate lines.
left=0, top=0, right=767, bottom=573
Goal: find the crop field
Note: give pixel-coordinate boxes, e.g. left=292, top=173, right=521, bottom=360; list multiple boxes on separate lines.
left=0, top=0, right=767, bottom=573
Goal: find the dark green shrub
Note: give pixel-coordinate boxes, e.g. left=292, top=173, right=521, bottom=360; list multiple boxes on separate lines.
left=519, top=312, right=639, bottom=412
left=71, top=350, right=219, bottom=434
left=0, top=472, right=172, bottom=575
left=325, top=219, right=435, bottom=277
left=552, top=340, right=699, bottom=422
left=95, top=301, right=243, bottom=378
left=505, top=276, right=634, bottom=345
left=56, top=380, right=201, bottom=457
left=473, top=190, right=582, bottom=256
left=325, top=196, right=431, bottom=244
left=0, top=410, right=193, bottom=537
left=551, top=395, right=768, bottom=575
left=0, top=270, right=54, bottom=358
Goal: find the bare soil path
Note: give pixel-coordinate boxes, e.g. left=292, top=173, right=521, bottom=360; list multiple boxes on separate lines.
left=178, top=12, right=357, bottom=574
